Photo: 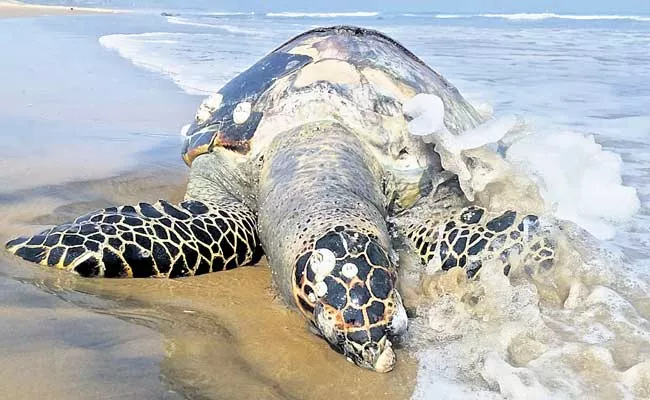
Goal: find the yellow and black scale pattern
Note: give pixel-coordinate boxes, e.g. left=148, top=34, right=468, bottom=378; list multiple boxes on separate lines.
left=403, top=206, right=555, bottom=278
left=292, top=227, right=400, bottom=351
left=6, top=200, right=260, bottom=278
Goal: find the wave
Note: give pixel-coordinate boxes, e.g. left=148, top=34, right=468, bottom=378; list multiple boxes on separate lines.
left=428, top=12, right=650, bottom=21
left=480, top=13, right=650, bottom=21
left=432, top=14, right=468, bottom=19
left=265, top=11, right=379, bottom=18
left=204, top=12, right=255, bottom=16
left=98, top=32, right=232, bottom=95
left=420, top=13, right=650, bottom=21
left=165, top=16, right=259, bottom=35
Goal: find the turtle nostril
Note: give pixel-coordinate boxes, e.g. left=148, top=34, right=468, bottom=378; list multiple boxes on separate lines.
left=362, top=342, right=381, bottom=363
left=365, top=343, right=378, bottom=352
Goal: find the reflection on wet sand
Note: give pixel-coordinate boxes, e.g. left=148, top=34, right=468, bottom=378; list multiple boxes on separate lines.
left=0, top=169, right=416, bottom=399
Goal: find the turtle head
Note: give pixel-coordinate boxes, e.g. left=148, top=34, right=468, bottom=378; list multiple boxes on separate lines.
left=292, top=228, right=408, bottom=372
left=312, top=283, right=407, bottom=373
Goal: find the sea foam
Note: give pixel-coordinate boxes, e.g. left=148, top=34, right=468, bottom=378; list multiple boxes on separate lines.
left=99, top=32, right=259, bottom=96
left=428, top=13, right=650, bottom=21
left=405, top=94, right=640, bottom=239
left=165, top=16, right=260, bottom=35
left=479, top=13, right=650, bottom=21
left=265, top=11, right=379, bottom=18
left=507, top=131, right=641, bottom=240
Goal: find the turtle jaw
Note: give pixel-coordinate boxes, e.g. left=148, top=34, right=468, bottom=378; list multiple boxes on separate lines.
left=346, top=329, right=397, bottom=373
left=312, top=288, right=407, bottom=373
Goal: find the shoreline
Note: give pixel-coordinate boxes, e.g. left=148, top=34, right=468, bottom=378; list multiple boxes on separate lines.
left=0, top=0, right=123, bottom=18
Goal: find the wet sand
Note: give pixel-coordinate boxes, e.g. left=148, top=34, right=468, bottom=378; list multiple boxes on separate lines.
left=0, top=1, right=121, bottom=18
left=0, top=169, right=416, bottom=399
left=0, top=277, right=177, bottom=400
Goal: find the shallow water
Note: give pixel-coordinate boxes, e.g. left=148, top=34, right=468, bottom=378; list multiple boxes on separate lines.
left=0, top=274, right=177, bottom=400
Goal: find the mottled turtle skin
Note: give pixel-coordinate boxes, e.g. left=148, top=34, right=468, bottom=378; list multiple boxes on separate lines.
left=6, top=26, right=554, bottom=372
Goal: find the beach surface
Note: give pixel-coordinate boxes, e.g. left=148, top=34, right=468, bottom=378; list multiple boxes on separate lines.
left=0, top=0, right=120, bottom=18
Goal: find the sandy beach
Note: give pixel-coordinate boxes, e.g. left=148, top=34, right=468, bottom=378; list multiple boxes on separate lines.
left=0, top=0, right=121, bottom=18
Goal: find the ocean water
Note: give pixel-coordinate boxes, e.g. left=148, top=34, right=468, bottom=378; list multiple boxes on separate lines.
left=7, top=3, right=650, bottom=399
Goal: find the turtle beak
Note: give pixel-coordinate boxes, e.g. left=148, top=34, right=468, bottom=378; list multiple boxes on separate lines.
left=313, top=299, right=402, bottom=373
left=338, top=332, right=395, bottom=373
left=361, top=336, right=395, bottom=373
left=373, top=344, right=396, bottom=373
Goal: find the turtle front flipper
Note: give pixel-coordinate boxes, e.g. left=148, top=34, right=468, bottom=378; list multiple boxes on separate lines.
left=400, top=206, right=555, bottom=278
left=6, top=199, right=260, bottom=278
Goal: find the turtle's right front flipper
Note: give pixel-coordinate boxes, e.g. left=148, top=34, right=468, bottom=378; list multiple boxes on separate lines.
left=399, top=206, right=555, bottom=278
left=5, top=199, right=260, bottom=278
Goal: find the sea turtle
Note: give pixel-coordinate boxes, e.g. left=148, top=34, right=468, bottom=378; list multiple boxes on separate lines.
left=5, top=26, right=554, bottom=372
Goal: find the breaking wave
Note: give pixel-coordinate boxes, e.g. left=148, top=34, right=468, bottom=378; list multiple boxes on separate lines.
left=427, top=13, right=650, bottom=22
left=165, top=16, right=260, bottom=35
left=480, top=13, right=650, bottom=21
left=265, top=11, right=379, bottom=18
left=203, top=11, right=255, bottom=16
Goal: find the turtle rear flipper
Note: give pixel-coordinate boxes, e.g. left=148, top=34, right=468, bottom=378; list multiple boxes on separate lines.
left=6, top=199, right=260, bottom=278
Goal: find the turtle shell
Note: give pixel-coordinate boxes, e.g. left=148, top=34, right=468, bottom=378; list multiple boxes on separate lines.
left=182, top=25, right=482, bottom=166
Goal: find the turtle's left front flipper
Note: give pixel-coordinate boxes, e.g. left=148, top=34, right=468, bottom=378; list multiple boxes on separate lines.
left=6, top=199, right=260, bottom=278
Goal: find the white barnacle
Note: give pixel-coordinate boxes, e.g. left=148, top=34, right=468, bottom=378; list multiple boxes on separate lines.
left=310, top=248, right=336, bottom=279
left=314, top=281, right=328, bottom=297
left=373, top=341, right=396, bottom=373
left=195, top=93, right=223, bottom=123
left=388, top=291, right=408, bottom=336
left=233, top=101, right=252, bottom=124
left=308, top=292, right=317, bottom=303
left=341, top=263, right=358, bottom=279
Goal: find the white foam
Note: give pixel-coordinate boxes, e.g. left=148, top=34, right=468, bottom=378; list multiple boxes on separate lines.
left=480, top=13, right=650, bottom=22
left=166, top=16, right=259, bottom=35
left=99, top=32, right=252, bottom=95
left=265, top=11, right=379, bottom=18
left=428, top=13, right=650, bottom=21
left=403, top=95, right=640, bottom=239
left=481, top=354, right=556, bottom=400
left=204, top=12, right=255, bottom=16
left=506, top=131, right=640, bottom=240
left=410, top=248, right=650, bottom=399
left=433, top=14, right=468, bottom=19
left=179, top=124, right=191, bottom=137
